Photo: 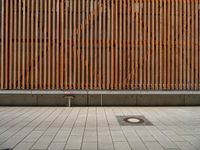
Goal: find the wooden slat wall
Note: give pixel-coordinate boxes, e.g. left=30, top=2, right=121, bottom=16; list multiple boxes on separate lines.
left=0, top=0, right=200, bottom=90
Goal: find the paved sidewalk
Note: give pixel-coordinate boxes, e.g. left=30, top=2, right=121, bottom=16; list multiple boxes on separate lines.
left=0, top=107, right=200, bottom=150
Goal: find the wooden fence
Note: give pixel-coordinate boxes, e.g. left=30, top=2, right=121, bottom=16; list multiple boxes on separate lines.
left=0, top=0, right=200, bottom=90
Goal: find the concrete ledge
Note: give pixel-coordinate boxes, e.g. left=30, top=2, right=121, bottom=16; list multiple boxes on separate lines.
left=0, top=94, right=200, bottom=106
left=136, top=95, right=185, bottom=106
left=1, top=90, right=200, bottom=95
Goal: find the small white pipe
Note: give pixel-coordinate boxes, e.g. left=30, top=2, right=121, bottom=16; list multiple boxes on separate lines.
left=100, top=94, right=103, bottom=106
left=68, top=98, right=71, bottom=107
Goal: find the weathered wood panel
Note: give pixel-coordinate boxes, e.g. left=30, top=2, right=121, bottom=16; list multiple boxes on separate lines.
left=0, top=0, right=200, bottom=90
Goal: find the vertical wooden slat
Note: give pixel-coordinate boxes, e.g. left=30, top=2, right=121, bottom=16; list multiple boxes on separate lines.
left=8, top=0, right=13, bottom=89
left=13, top=0, right=17, bottom=89
left=195, top=0, right=199, bottom=89
left=139, top=0, right=143, bottom=90
left=56, top=0, right=60, bottom=89
left=39, top=0, right=43, bottom=89
left=52, top=0, right=56, bottom=89
left=175, top=0, right=179, bottom=89
left=187, top=0, right=191, bottom=90
left=82, top=0, right=85, bottom=89
left=143, top=1, right=147, bottom=88
left=115, top=0, right=118, bottom=89
left=90, top=0, right=94, bottom=89
left=135, top=0, right=139, bottom=89
left=163, top=0, right=167, bottom=89
left=0, top=0, right=4, bottom=89
left=123, top=0, right=126, bottom=89
left=17, top=0, right=22, bottom=89
left=171, top=0, right=175, bottom=89
left=111, top=0, right=114, bottom=89
left=47, top=0, right=51, bottom=89
left=30, top=0, right=34, bottom=89
left=155, top=0, right=159, bottom=89
left=102, top=0, right=106, bottom=89
left=151, top=0, right=155, bottom=89
left=35, top=0, right=39, bottom=89
left=22, top=0, right=26, bottom=89
left=73, top=0, right=77, bottom=89
left=119, top=0, right=122, bottom=89
left=131, top=0, right=135, bottom=89
left=167, top=0, right=171, bottom=89
left=4, top=0, right=9, bottom=89
left=77, top=0, right=81, bottom=89
left=147, top=0, right=151, bottom=89
left=44, top=0, right=47, bottom=89
left=191, top=0, right=195, bottom=90
left=107, top=0, right=110, bottom=89
left=9, top=0, right=13, bottom=89
left=94, top=0, right=97, bottom=89
left=26, top=0, right=30, bottom=89
left=65, top=0, right=68, bottom=89
left=179, top=1, right=183, bottom=90
left=159, top=0, right=163, bottom=89
left=60, top=0, right=64, bottom=89
left=85, top=0, right=89, bottom=89
left=127, top=0, right=131, bottom=89
left=183, top=0, right=187, bottom=90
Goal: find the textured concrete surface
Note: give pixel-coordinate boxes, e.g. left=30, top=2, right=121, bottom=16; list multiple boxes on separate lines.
left=0, top=107, right=200, bottom=150
left=0, top=94, right=200, bottom=106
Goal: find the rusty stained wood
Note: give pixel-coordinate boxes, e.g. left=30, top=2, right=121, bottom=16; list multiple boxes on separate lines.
left=65, top=0, right=69, bottom=89
left=127, top=0, right=131, bottom=89
left=107, top=0, right=110, bottom=89
left=167, top=0, right=171, bottom=90
left=123, top=0, right=127, bottom=89
left=111, top=0, right=114, bottom=89
left=195, top=0, right=200, bottom=90
left=159, top=0, right=163, bottom=89
left=13, top=0, right=17, bottom=89
left=0, top=0, right=199, bottom=91
left=39, top=0, right=43, bottom=89
left=175, top=0, right=179, bottom=90
left=47, top=0, right=51, bottom=89
left=131, top=0, right=135, bottom=89
left=139, top=0, right=143, bottom=90
left=179, top=0, right=183, bottom=90
left=52, top=0, right=56, bottom=89
left=155, top=0, right=159, bottom=90
left=171, top=0, right=175, bottom=90
left=151, top=0, right=155, bottom=90
left=144, top=0, right=149, bottom=89
left=35, top=0, right=39, bottom=89
left=0, top=0, right=4, bottom=89
left=9, top=0, right=13, bottom=89
left=191, top=0, right=195, bottom=90
left=26, top=0, right=30, bottom=89
left=17, top=0, right=22, bottom=89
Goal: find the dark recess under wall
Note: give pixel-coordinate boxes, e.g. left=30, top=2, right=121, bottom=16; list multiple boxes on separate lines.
left=0, top=95, right=199, bottom=106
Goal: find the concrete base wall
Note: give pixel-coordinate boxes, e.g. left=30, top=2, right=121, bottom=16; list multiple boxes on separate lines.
left=0, top=94, right=200, bottom=106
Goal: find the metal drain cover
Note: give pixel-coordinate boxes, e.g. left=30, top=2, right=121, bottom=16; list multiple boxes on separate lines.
left=116, top=115, right=153, bottom=126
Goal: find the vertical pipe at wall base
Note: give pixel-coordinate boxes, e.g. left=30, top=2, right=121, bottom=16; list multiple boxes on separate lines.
left=101, top=94, right=103, bottom=106
left=184, top=95, right=186, bottom=106
left=36, top=95, right=38, bottom=105
left=63, top=95, right=74, bottom=107
left=68, top=98, right=71, bottom=107
left=136, top=94, right=138, bottom=106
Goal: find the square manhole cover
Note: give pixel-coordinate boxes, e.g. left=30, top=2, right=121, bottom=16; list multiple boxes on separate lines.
left=116, top=115, right=153, bottom=126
